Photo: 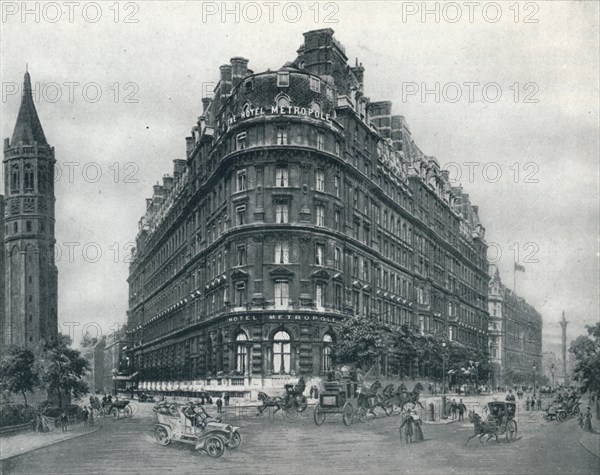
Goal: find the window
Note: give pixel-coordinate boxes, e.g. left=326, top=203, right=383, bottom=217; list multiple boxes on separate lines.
left=244, top=79, right=253, bottom=93
left=236, top=333, right=248, bottom=373
left=315, top=283, right=325, bottom=309
left=236, top=205, right=246, bottom=226
left=11, top=165, right=19, bottom=193
left=335, top=284, right=342, bottom=309
left=273, top=330, right=291, bottom=373
left=277, top=71, right=289, bottom=87
left=316, top=170, right=325, bottom=192
left=275, top=204, right=289, bottom=223
left=316, top=205, right=325, bottom=227
left=352, top=256, right=358, bottom=278
left=316, top=244, right=324, bottom=265
left=236, top=246, right=246, bottom=266
left=26, top=221, right=32, bottom=232
left=274, top=281, right=289, bottom=308
left=334, top=176, right=340, bottom=197
left=235, top=282, right=247, bottom=307
left=334, top=210, right=340, bottom=231
left=363, top=261, right=370, bottom=281
left=334, top=247, right=341, bottom=269
left=236, top=169, right=247, bottom=192
left=277, top=95, right=290, bottom=108
left=317, top=132, right=325, bottom=151
left=274, top=241, right=289, bottom=264
left=335, top=141, right=340, bottom=156
left=275, top=167, right=289, bottom=186
left=353, top=290, right=360, bottom=312
left=310, top=76, right=321, bottom=92
left=322, top=334, right=333, bottom=372
left=24, top=164, right=34, bottom=192
left=236, top=132, right=247, bottom=150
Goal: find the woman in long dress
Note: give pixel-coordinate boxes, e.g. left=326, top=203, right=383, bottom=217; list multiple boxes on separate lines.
left=412, top=410, right=424, bottom=442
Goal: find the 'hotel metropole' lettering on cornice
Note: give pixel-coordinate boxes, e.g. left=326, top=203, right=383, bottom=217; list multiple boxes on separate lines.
left=227, top=314, right=340, bottom=323
left=228, top=105, right=332, bottom=125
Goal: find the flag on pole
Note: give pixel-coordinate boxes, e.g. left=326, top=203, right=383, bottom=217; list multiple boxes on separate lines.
left=514, top=263, right=526, bottom=272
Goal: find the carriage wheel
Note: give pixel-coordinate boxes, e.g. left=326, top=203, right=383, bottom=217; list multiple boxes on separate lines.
left=342, top=402, right=354, bottom=426
left=111, top=407, right=119, bottom=420
left=155, top=426, right=171, bottom=446
left=314, top=403, right=326, bottom=426
left=204, top=436, right=225, bottom=458
left=357, top=407, right=367, bottom=423
left=557, top=411, right=566, bottom=422
left=227, top=432, right=242, bottom=449
left=297, top=396, right=308, bottom=413
left=124, top=406, right=133, bottom=418
left=572, top=405, right=580, bottom=416
left=505, top=420, right=517, bottom=442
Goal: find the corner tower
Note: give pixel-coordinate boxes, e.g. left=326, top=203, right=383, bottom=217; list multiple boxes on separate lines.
left=2, top=71, right=58, bottom=347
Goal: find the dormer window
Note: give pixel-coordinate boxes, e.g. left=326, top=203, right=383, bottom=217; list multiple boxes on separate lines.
left=277, top=71, right=290, bottom=87
left=310, top=77, right=321, bottom=92
left=277, top=95, right=290, bottom=108
left=236, top=132, right=247, bottom=150
left=244, top=79, right=253, bottom=93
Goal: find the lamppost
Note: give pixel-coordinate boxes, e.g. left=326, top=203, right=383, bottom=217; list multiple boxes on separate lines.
left=532, top=363, right=537, bottom=399
left=442, top=342, right=448, bottom=417
left=550, top=363, right=555, bottom=390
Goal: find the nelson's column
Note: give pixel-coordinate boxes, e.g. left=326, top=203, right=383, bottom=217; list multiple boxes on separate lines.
left=1, top=71, right=58, bottom=349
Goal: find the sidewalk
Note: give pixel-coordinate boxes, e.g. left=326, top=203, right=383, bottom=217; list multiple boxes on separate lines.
left=578, top=430, right=600, bottom=458
left=0, top=422, right=100, bottom=461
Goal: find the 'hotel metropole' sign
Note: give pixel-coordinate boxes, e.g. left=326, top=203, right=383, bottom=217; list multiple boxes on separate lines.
left=227, top=104, right=333, bottom=125
left=227, top=313, right=342, bottom=324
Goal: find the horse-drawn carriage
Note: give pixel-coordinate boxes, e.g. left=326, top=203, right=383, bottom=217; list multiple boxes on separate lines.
left=468, top=401, right=518, bottom=444
left=256, top=378, right=308, bottom=415
left=108, top=399, right=134, bottom=420
left=313, top=380, right=354, bottom=426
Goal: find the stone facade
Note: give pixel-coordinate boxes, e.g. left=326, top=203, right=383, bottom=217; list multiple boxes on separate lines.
left=488, top=265, right=543, bottom=387
left=1, top=72, right=58, bottom=349
left=126, top=29, right=489, bottom=398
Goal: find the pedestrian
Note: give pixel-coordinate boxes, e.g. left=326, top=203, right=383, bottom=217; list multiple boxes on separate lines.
left=83, top=407, right=89, bottom=427
left=216, top=397, right=223, bottom=414
left=224, top=393, right=230, bottom=407
left=451, top=399, right=457, bottom=419
left=399, top=411, right=414, bottom=444
left=537, top=397, right=542, bottom=411
left=526, top=397, right=530, bottom=411
left=88, top=407, right=95, bottom=427
left=458, top=399, right=466, bottom=422
left=60, top=412, right=68, bottom=432
left=583, top=407, right=593, bottom=432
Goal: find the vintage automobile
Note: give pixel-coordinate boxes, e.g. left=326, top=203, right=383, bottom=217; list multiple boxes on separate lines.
left=152, top=403, right=241, bottom=458
left=484, top=401, right=518, bottom=442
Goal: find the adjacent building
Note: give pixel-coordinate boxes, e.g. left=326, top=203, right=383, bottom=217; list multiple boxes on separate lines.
left=1, top=71, right=58, bottom=350
left=126, top=29, right=489, bottom=398
left=488, top=265, right=543, bottom=387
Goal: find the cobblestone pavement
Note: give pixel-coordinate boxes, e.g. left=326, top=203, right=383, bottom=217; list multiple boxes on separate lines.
left=2, top=400, right=598, bottom=475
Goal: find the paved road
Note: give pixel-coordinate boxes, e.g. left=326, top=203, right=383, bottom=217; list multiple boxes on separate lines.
left=2, top=401, right=598, bottom=475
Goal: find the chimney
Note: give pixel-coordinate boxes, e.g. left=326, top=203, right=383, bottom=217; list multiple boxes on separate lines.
left=153, top=184, right=165, bottom=204
left=145, top=198, right=153, bottom=209
left=219, top=64, right=232, bottom=95
left=173, top=159, right=187, bottom=179
left=186, top=136, right=194, bottom=154
left=163, top=174, right=174, bottom=191
left=230, top=57, right=249, bottom=79
left=202, top=98, right=211, bottom=113
left=351, top=59, right=365, bottom=89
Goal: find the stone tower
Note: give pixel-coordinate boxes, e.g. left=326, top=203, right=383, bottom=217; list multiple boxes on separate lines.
left=2, top=71, right=58, bottom=348
left=560, top=310, right=568, bottom=384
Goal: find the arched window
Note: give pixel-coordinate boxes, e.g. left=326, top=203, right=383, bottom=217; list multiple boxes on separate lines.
left=235, top=332, right=248, bottom=374
left=277, top=94, right=290, bottom=108
left=24, top=164, right=34, bottom=192
left=322, top=334, right=333, bottom=372
left=273, top=330, right=291, bottom=374
left=311, top=101, right=321, bottom=116
left=11, top=165, right=20, bottom=193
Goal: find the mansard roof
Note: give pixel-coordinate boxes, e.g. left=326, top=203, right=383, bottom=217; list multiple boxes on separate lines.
left=11, top=71, right=48, bottom=146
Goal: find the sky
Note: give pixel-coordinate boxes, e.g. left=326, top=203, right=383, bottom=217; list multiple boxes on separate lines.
left=1, top=1, right=598, bottom=350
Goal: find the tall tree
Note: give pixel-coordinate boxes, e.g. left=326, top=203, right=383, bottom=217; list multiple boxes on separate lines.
left=0, top=346, right=40, bottom=406
left=570, top=322, right=600, bottom=415
left=37, top=335, right=90, bottom=408
left=332, top=316, right=388, bottom=371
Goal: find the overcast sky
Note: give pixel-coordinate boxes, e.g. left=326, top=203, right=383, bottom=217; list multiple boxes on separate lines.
left=1, top=1, right=598, bottom=350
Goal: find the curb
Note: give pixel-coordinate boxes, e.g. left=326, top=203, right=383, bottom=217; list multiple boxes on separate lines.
left=0, top=426, right=101, bottom=461
left=578, top=434, right=600, bottom=459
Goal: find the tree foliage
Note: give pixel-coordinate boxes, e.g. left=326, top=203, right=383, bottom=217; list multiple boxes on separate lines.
left=0, top=347, right=40, bottom=406
left=37, top=335, right=90, bottom=408
left=332, top=316, right=388, bottom=370
left=570, top=322, right=600, bottom=396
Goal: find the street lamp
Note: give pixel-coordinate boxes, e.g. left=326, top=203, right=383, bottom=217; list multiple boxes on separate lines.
left=550, top=363, right=555, bottom=390
left=442, top=342, right=448, bottom=418
left=532, top=363, right=537, bottom=399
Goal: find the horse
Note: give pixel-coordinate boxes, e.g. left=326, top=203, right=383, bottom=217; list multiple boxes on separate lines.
left=466, top=411, right=498, bottom=444
left=357, top=380, right=383, bottom=417
left=257, top=391, right=285, bottom=415
left=392, top=383, right=425, bottom=412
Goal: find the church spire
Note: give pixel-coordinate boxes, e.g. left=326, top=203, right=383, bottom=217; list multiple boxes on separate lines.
left=10, top=70, right=47, bottom=146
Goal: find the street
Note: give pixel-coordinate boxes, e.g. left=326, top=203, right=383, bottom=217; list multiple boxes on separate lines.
left=2, top=397, right=598, bottom=475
